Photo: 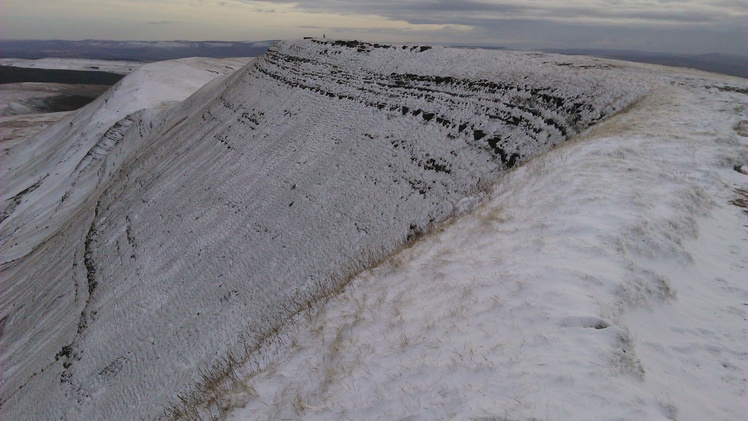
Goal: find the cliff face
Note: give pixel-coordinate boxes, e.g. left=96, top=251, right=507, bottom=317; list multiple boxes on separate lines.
left=1, top=40, right=645, bottom=419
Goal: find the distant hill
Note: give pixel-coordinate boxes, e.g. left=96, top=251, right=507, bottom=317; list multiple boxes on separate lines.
left=542, top=48, right=747, bottom=79
left=0, top=40, right=277, bottom=62
left=0, top=65, right=124, bottom=85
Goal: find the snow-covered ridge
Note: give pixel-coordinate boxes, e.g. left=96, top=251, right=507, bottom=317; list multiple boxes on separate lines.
left=2, top=40, right=647, bottom=420
left=0, top=57, right=252, bottom=419
left=260, top=40, right=643, bottom=169
left=227, top=70, right=747, bottom=420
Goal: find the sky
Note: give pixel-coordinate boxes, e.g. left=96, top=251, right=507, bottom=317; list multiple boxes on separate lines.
left=2, top=0, right=746, bottom=55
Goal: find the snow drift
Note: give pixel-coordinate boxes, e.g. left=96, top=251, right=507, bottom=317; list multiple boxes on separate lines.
left=1, top=40, right=646, bottom=419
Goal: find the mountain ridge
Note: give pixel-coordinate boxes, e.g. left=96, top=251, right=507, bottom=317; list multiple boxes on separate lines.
left=2, top=39, right=646, bottom=419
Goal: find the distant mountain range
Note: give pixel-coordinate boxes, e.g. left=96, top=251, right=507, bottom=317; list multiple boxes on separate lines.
left=0, top=40, right=278, bottom=62
left=542, top=48, right=747, bottom=79
left=1, top=39, right=745, bottom=78
left=0, top=65, right=125, bottom=85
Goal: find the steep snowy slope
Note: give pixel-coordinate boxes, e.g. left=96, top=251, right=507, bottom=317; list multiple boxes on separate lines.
left=0, top=57, right=252, bottom=418
left=226, top=65, right=747, bottom=421
left=2, top=40, right=645, bottom=420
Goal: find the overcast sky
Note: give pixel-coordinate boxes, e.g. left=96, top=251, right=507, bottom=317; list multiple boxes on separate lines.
left=3, top=0, right=746, bottom=55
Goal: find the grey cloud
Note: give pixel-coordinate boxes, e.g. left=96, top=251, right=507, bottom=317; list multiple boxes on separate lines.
left=147, top=20, right=194, bottom=25
left=240, top=0, right=744, bottom=25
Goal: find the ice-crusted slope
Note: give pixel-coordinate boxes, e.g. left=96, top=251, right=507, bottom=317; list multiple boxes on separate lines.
left=2, top=40, right=644, bottom=419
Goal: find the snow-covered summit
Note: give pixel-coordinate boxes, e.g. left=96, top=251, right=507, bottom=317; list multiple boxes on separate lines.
left=3, top=39, right=742, bottom=420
